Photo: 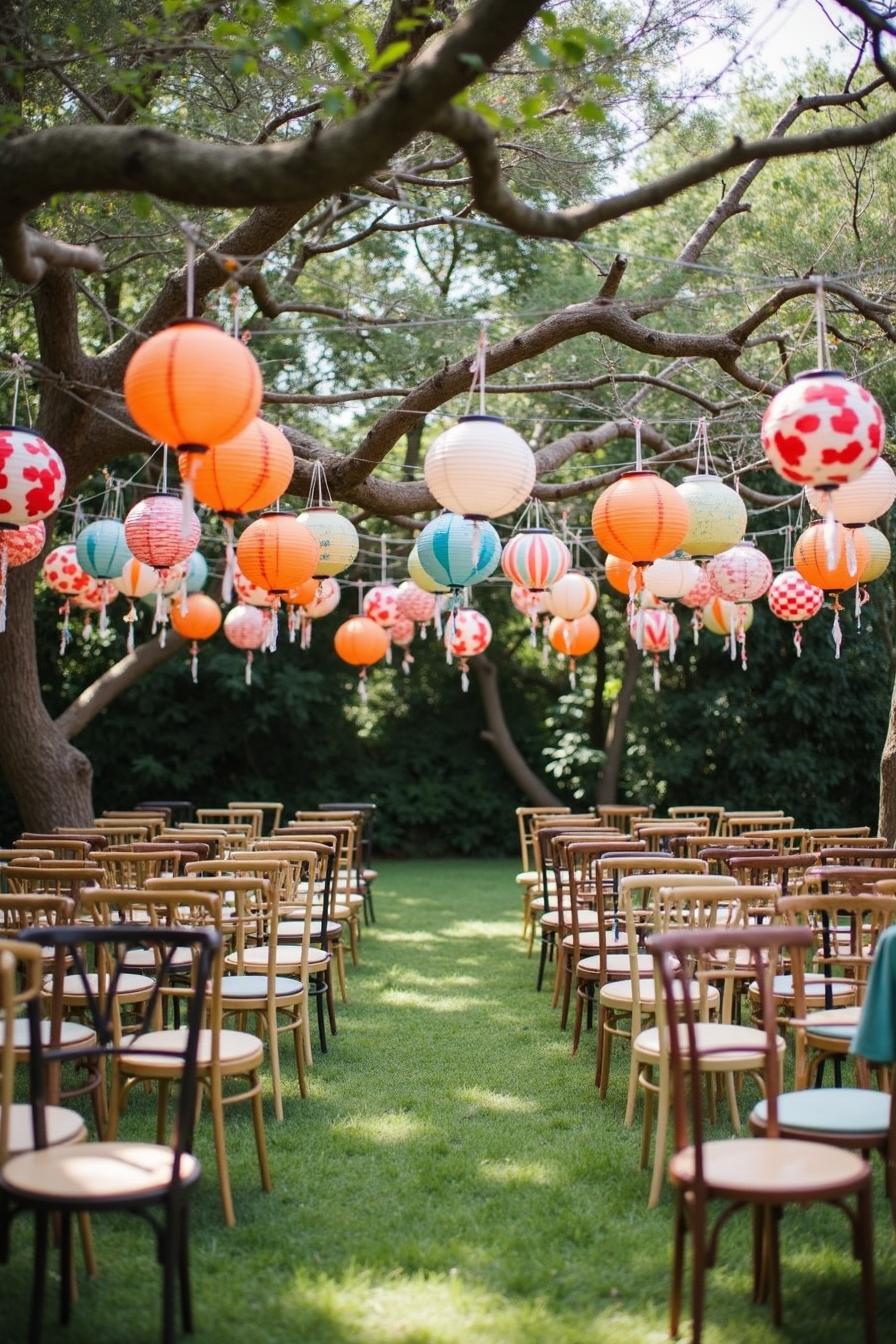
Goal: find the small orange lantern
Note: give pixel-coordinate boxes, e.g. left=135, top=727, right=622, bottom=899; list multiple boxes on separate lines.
left=592, top=472, right=689, bottom=577
left=548, top=614, right=600, bottom=688
left=603, top=553, right=634, bottom=595
left=236, top=512, right=320, bottom=595
left=334, top=615, right=389, bottom=702
left=183, top=417, right=294, bottom=517
left=284, top=576, right=319, bottom=644
left=170, top=593, right=222, bottom=682
left=794, top=521, right=870, bottom=658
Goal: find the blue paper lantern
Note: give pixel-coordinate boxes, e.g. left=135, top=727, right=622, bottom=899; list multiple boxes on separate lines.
left=186, top=549, right=208, bottom=592
left=75, top=519, right=132, bottom=580
left=415, top=513, right=501, bottom=589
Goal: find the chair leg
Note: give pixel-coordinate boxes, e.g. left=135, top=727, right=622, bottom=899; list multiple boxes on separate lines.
left=858, top=1183, right=877, bottom=1344
left=766, top=1205, right=782, bottom=1326
left=59, top=1210, right=73, bottom=1325
left=348, top=916, right=359, bottom=966
left=335, top=944, right=348, bottom=1003
left=302, top=997, right=313, bottom=1068
left=725, top=1070, right=741, bottom=1134
left=160, top=1204, right=180, bottom=1344
left=268, top=1005, right=284, bottom=1123
left=572, top=982, right=585, bottom=1055
left=559, top=960, right=573, bottom=1030
left=752, top=1203, right=765, bottom=1302
left=77, top=1213, right=97, bottom=1279
left=691, top=1202, right=707, bottom=1344
left=536, top=934, right=550, bottom=991
left=178, top=1204, right=193, bottom=1334
left=670, top=1193, right=686, bottom=1339
left=250, top=1070, right=272, bottom=1194
left=29, top=1209, right=50, bottom=1344
left=648, top=1069, right=670, bottom=1209
left=315, top=977, right=328, bottom=1053
left=156, top=1078, right=170, bottom=1145
left=326, top=973, right=338, bottom=1033
left=294, top=1019, right=309, bottom=1100
left=624, top=1039, right=640, bottom=1127
left=210, top=1077, right=236, bottom=1228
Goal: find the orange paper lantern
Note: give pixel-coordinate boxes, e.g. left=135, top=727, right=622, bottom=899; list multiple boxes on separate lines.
left=603, top=553, right=633, bottom=595
left=236, top=512, right=319, bottom=595
left=592, top=472, right=689, bottom=566
left=182, top=417, right=295, bottom=517
left=334, top=615, right=389, bottom=702
left=794, top=522, right=870, bottom=592
left=284, top=578, right=319, bottom=608
left=548, top=614, right=601, bottom=657
left=170, top=592, right=222, bottom=682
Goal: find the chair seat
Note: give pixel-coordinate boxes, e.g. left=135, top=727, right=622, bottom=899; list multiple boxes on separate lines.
left=123, top=946, right=193, bottom=970
left=601, top=978, right=720, bottom=1010
left=578, top=952, right=654, bottom=977
left=752, top=1089, right=891, bottom=1138
left=563, top=930, right=626, bottom=953
left=750, top=973, right=856, bottom=1001
left=278, top=920, right=342, bottom=938
left=225, top=945, right=300, bottom=971
left=0, top=1142, right=201, bottom=1204
left=120, top=1027, right=264, bottom=1075
left=541, top=909, right=600, bottom=931
left=803, top=1005, right=862, bottom=1041
left=634, top=1022, right=784, bottom=1065
left=220, top=974, right=303, bottom=999
left=44, top=972, right=155, bottom=1000
left=7, top=1103, right=87, bottom=1154
left=669, top=1136, right=869, bottom=1199
left=363, top=868, right=378, bottom=882
left=1, top=1018, right=97, bottom=1050
left=305, top=947, right=330, bottom=967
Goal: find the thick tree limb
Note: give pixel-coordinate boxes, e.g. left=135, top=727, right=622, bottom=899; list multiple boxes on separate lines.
left=55, top=632, right=186, bottom=741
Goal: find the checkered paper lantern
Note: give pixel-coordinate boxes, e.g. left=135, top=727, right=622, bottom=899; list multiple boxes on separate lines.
left=444, top=607, right=492, bottom=692
left=0, top=519, right=45, bottom=634
left=761, top=371, right=884, bottom=488
left=706, top=543, right=773, bottom=603
left=416, top=514, right=501, bottom=591
left=0, top=427, right=66, bottom=527
left=424, top=415, right=535, bottom=519
left=501, top=529, right=571, bottom=593
left=767, top=569, right=825, bottom=657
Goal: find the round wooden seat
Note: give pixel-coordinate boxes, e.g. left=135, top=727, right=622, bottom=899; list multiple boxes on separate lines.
left=224, top=945, right=301, bottom=972
left=1, top=1018, right=97, bottom=1051
left=123, top=946, right=193, bottom=970
left=635, top=1021, right=783, bottom=1066
left=751, top=1089, right=890, bottom=1139
left=219, top=973, right=302, bottom=998
left=278, top=919, right=341, bottom=938
left=0, top=1142, right=201, bottom=1205
left=578, top=952, right=654, bottom=977
left=120, top=1027, right=264, bottom=1075
left=803, top=1005, right=862, bottom=1041
left=601, top=978, right=720, bottom=1010
left=749, top=972, right=856, bottom=1003
left=541, top=908, right=600, bottom=931
left=668, top=1136, right=869, bottom=1200
left=362, top=868, right=378, bottom=882
left=44, top=971, right=155, bottom=1002
left=7, top=1103, right=86, bottom=1154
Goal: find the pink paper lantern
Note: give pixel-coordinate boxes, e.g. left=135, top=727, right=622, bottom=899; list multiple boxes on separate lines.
left=760, top=371, right=884, bottom=488
left=706, top=543, right=772, bottom=602
left=0, top=427, right=66, bottom=526
left=395, top=580, right=436, bottom=624
left=363, top=584, right=400, bottom=628
left=679, top=572, right=713, bottom=609
left=233, top=560, right=274, bottom=608
left=1, top=519, right=44, bottom=567
left=304, top=577, right=340, bottom=618
left=223, top=602, right=269, bottom=685
left=124, top=494, right=200, bottom=572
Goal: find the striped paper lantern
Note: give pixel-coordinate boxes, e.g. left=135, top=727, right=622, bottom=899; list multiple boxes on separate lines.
left=408, top=544, right=450, bottom=594
left=702, top=597, right=754, bottom=637
left=424, top=415, right=535, bottom=518
left=500, top=529, right=571, bottom=591
left=415, top=514, right=501, bottom=589
left=236, top=511, right=319, bottom=595
left=76, top=518, right=132, bottom=580
left=112, top=557, right=158, bottom=601
left=125, top=494, right=200, bottom=571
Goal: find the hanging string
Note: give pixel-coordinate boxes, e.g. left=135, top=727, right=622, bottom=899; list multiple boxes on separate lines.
left=694, top=417, right=715, bottom=476
left=632, top=417, right=643, bottom=471
left=182, top=222, right=200, bottom=319
left=814, top=277, right=831, bottom=369
left=464, top=324, right=488, bottom=416
left=160, top=443, right=168, bottom=494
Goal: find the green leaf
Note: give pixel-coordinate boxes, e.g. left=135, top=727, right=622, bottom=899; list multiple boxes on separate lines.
left=369, top=39, right=411, bottom=72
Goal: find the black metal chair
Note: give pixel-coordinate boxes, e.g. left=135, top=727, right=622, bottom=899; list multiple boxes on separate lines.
left=0, top=922, right=219, bottom=1344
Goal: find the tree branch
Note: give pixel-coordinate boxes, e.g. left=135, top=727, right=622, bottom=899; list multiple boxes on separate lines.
left=55, top=633, right=186, bottom=741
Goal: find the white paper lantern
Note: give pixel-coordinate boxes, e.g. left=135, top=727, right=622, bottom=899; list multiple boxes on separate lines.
left=643, top=554, right=704, bottom=601
left=297, top=507, right=359, bottom=576
left=806, top=457, right=896, bottom=526
left=424, top=415, right=535, bottom=519
left=547, top=572, right=598, bottom=620
left=676, top=476, right=747, bottom=557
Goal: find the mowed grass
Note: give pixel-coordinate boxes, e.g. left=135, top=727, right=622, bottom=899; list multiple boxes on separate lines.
left=4, top=858, right=896, bottom=1342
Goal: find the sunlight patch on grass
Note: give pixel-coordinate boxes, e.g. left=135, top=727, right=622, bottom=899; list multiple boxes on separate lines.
left=441, top=918, right=519, bottom=939
left=478, top=1157, right=557, bottom=1186
left=331, top=1110, right=428, bottom=1144
left=373, top=929, right=439, bottom=945
left=380, top=988, right=486, bottom=1013
left=457, top=1086, right=539, bottom=1114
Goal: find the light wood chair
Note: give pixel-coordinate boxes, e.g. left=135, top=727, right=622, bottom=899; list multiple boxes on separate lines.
left=229, top=800, right=283, bottom=834
left=597, top=804, right=653, bottom=833
left=669, top=805, right=725, bottom=834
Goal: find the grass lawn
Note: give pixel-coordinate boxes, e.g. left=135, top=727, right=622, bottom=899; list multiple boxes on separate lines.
left=4, top=857, right=895, bottom=1342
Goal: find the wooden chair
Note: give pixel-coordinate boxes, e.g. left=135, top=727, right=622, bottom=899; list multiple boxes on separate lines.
left=648, top=922, right=875, bottom=1343
left=725, top=813, right=792, bottom=837
left=668, top=805, right=725, bottom=834
left=250, top=841, right=348, bottom=1005
left=818, top=846, right=896, bottom=867
left=738, top=828, right=809, bottom=853
left=14, top=837, right=92, bottom=861
left=229, top=800, right=283, bottom=834
left=99, top=811, right=167, bottom=838
left=1, top=922, right=218, bottom=1342
left=197, top=807, right=264, bottom=840
left=597, top=804, right=653, bottom=834
left=634, top=820, right=709, bottom=851
left=3, top=863, right=105, bottom=913
left=725, top=852, right=818, bottom=895
left=809, top=825, right=873, bottom=846
left=93, top=849, right=191, bottom=888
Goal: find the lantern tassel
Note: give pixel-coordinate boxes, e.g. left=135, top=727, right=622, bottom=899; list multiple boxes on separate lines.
left=181, top=479, right=195, bottom=538
left=667, top=610, right=677, bottom=662
left=99, top=600, right=109, bottom=634
left=855, top=580, right=870, bottom=629
left=0, top=546, right=7, bottom=634
left=82, top=612, right=93, bottom=640
left=831, top=596, right=843, bottom=660
left=823, top=501, right=839, bottom=571
left=223, top=521, right=235, bottom=603
left=652, top=654, right=661, bottom=693
left=385, top=640, right=393, bottom=667
left=59, top=600, right=71, bottom=657
left=301, top=615, right=312, bottom=650
left=460, top=658, right=470, bottom=693
left=402, top=649, right=413, bottom=675
left=420, top=621, right=428, bottom=642
left=245, top=650, right=254, bottom=686
left=529, top=615, right=537, bottom=648
left=729, top=604, right=737, bottom=662
left=434, top=602, right=443, bottom=638
left=153, top=588, right=165, bottom=633
left=634, top=609, right=645, bottom=653
left=358, top=666, right=368, bottom=705
left=470, top=519, right=482, bottom=570
left=846, top=529, right=858, bottom=578
left=793, top=623, right=803, bottom=658
left=287, top=607, right=298, bottom=643
left=691, top=609, right=702, bottom=646
left=541, top=619, right=549, bottom=669
left=190, top=641, right=199, bottom=683
left=569, top=657, right=577, bottom=690
left=266, top=609, right=278, bottom=653
left=160, top=624, right=167, bottom=649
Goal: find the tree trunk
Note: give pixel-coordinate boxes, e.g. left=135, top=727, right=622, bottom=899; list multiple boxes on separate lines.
left=879, top=673, right=896, bottom=842
left=0, top=563, right=95, bottom=830
left=473, top=654, right=563, bottom=806
left=596, top=639, right=641, bottom=805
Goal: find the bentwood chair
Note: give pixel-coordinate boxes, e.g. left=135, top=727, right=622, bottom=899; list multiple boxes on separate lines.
left=229, top=801, right=284, bottom=834
left=648, top=923, right=876, bottom=1343
left=669, top=805, right=725, bottom=834
left=0, top=923, right=218, bottom=1344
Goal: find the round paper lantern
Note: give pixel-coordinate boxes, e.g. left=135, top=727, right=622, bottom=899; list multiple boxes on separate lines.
left=76, top=518, right=131, bottom=581
left=643, top=555, right=704, bottom=602
left=547, top=572, right=598, bottom=620
left=592, top=472, right=689, bottom=568
left=236, top=512, right=319, bottom=595
left=702, top=597, right=754, bottom=638
left=183, top=417, right=294, bottom=516
left=415, top=514, right=501, bottom=590
left=408, top=543, right=450, bottom=594
left=111, top=557, right=158, bottom=652
left=0, top=427, right=66, bottom=527
left=760, top=370, right=884, bottom=488
left=305, top=576, right=340, bottom=618
left=806, top=456, right=896, bottom=526
left=297, top=507, right=359, bottom=577
left=335, top=615, right=389, bottom=701
left=1, top=519, right=44, bottom=568
left=389, top=615, right=416, bottom=674
left=629, top=607, right=680, bottom=690
left=603, top=554, right=633, bottom=595
left=501, top=529, right=571, bottom=592
left=233, top=560, right=273, bottom=608
left=170, top=592, right=222, bottom=681
left=768, top=569, right=825, bottom=657
left=284, top=578, right=319, bottom=608
left=511, top=584, right=549, bottom=616
left=548, top=613, right=600, bottom=687
left=42, top=545, right=91, bottom=597
left=125, top=495, right=200, bottom=573
left=679, top=572, right=713, bottom=609
left=860, top=526, right=891, bottom=583
left=706, top=543, right=773, bottom=603
left=395, top=580, right=437, bottom=636
left=424, top=415, right=535, bottom=518
left=186, top=549, right=208, bottom=593
left=444, top=607, right=492, bottom=692
left=123, top=322, right=262, bottom=474
left=676, top=476, right=747, bottom=557
left=363, top=584, right=400, bottom=628
left=794, top=522, right=870, bottom=592
left=224, top=602, right=270, bottom=683
left=75, top=578, right=118, bottom=611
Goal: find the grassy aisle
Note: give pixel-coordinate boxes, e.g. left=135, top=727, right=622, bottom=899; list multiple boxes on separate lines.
left=5, top=859, right=895, bottom=1341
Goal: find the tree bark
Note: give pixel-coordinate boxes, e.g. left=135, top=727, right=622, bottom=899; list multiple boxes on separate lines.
left=0, top=563, right=95, bottom=830
left=55, top=631, right=185, bottom=741
left=879, top=675, right=896, bottom=842
left=472, top=654, right=562, bottom=806
left=596, top=640, right=641, bottom=805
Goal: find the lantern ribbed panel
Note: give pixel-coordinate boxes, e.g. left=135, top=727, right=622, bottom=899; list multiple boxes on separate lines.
left=185, top=418, right=294, bottom=515
left=334, top=616, right=389, bottom=666
left=676, top=476, right=747, bottom=556
left=761, top=371, right=884, bottom=487
left=500, top=530, right=571, bottom=591
left=363, top=585, right=400, bottom=628
left=408, top=545, right=449, bottom=593
left=112, top=557, right=158, bottom=600
left=390, top=617, right=415, bottom=647
left=702, top=598, right=753, bottom=637
left=305, top=577, right=340, bottom=617
left=233, top=561, right=272, bottom=607
left=548, top=613, right=600, bottom=656
left=806, top=456, right=896, bottom=525
left=767, top=570, right=825, bottom=623
left=0, top=427, right=66, bottom=527
left=297, top=508, right=359, bottom=576
left=706, top=544, right=773, bottom=602
left=643, top=556, right=703, bottom=601
left=76, top=519, right=132, bottom=580
left=223, top=603, right=268, bottom=650
left=679, top=573, right=713, bottom=609
left=547, top=572, right=598, bottom=619
left=424, top=415, right=535, bottom=518
left=236, top=513, right=319, bottom=593
left=125, top=496, right=200, bottom=570
left=1, top=520, right=44, bottom=567
left=603, top=554, right=633, bottom=595
left=860, top=526, right=891, bottom=582
left=170, top=593, right=222, bottom=641
left=123, top=321, right=262, bottom=449
left=592, top=472, right=689, bottom=564
left=445, top=608, right=492, bottom=658
left=415, top=515, right=500, bottom=588
left=395, top=581, right=436, bottom=623
left=794, top=522, right=870, bottom=591
left=284, top=578, right=318, bottom=608
left=186, top=550, right=208, bottom=592
left=42, top=544, right=91, bottom=595
left=630, top=609, right=679, bottom=653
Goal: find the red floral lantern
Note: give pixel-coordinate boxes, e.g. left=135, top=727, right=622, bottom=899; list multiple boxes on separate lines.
left=389, top=615, right=416, bottom=674
left=761, top=371, right=883, bottom=488
left=223, top=602, right=269, bottom=684
left=0, top=519, right=44, bottom=634
left=767, top=569, right=825, bottom=658
left=706, top=542, right=773, bottom=603
left=363, top=584, right=400, bottom=628
left=629, top=607, right=680, bottom=690
left=0, top=427, right=66, bottom=527
left=444, top=607, right=492, bottom=692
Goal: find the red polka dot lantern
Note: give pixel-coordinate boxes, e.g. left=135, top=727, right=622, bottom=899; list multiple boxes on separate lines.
left=124, top=494, right=200, bottom=576
left=363, top=584, right=400, bottom=629
left=706, top=542, right=773, bottom=606
left=548, top=613, right=600, bottom=688
left=629, top=607, right=680, bottom=691
left=767, top=569, right=825, bottom=657
left=223, top=602, right=269, bottom=685
left=547, top=572, right=598, bottom=621
left=0, top=519, right=44, bottom=634
left=395, top=580, right=437, bottom=640
left=389, top=616, right=416, bottom=675
left=42, top=544, right=91, bottom=598
left=760, top=371, right=883, bottom=488
left=334, top=615, right=390, bottom=702
left=501, top=530, right=571, bottom=592
left=444, top=607, right=492, bottom=692
left=0, top=427, right=66, bottom=527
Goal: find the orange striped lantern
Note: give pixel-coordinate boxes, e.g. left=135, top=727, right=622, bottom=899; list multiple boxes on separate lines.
left=702, top=596, right=754, bottom=669
left=124, top=321, right=262, bottom=492
left=548, top=613, right=600, bottom=687
left=592, top=472, right=689, bottom=586
left=794, top=521, right=871, bottom=657
left=170, top=593, right=222, bottom=682
left=501, top=529, right=571, bottom=592
left=111, top=556, right=158, bottom=653
left=334, top=615, right=389, bottom=702
left=0, top=519, right=44, bottom=634
left=236, top=512, right=319, bottom=595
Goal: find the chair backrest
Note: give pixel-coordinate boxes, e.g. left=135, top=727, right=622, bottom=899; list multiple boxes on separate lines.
left=725, top=814, right=792, bottom=836
left=726, top=852, right=818, bottom=893
left=184, top=855, right=292, bottom=905
left=196, top=807, right=265, bottom=839
left=596, top=804, right=653, bottom=834
left=93, top=850, right=190, bottom=886
left=701, top=845, right=778, bottom=874
left=92, top=823, right=152, bottom=845
left=809, top=826, right=872, bottom=841
left=738, top=828, right=809, bottom=852
left=123, top=840, right=211, bottom=862
left=3, top=863, right=103, bottom=905
left=0, top=893, right=74, bottom=935
left=668, top=805, right=725, bottom=834
left=515, top=806, right=571, bottom=869
left=16, top=836, right=92, bottom=860
left=0, top=938, right=43, bottom=1162
left=100, top=811, right=166, bottom=837
left=229, top=801, right=284, bottom=834
left=818, top=846, right=896, bottom=866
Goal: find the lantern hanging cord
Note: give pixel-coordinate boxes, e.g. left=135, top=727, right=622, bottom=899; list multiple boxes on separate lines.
left=464, top=324, right=488, bottom=417
left=181, top=221, right=201, bottom=320
left=814, top=277, right=832, bottom=369
left=160, top=443, right=168, bottom=494
left=694, top=417, right=715, bottom=476
left=632, top=418, right=643, bottom=471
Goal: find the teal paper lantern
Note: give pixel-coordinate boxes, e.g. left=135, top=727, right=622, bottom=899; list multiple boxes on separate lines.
left=75, top=518, right=132, bottom=580
left=415, top=513, right=500, bottom=589
left=186, top=549, right=208, bottom=592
